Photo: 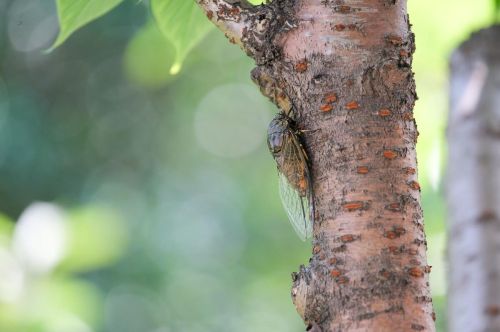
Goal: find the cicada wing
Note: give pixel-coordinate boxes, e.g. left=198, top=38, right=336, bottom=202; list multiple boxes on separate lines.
left=278, top=172, right=313, bottom=241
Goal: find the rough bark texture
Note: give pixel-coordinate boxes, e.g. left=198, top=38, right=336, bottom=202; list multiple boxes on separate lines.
left=447, top=25, right=500, bottom=332
left=198, top=0, right=435, bottom=330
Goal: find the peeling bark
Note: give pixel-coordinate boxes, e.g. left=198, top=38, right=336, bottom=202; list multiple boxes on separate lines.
left=198, top=0, right=434, bottom=330
left=447, top=25, right=500, bottom=332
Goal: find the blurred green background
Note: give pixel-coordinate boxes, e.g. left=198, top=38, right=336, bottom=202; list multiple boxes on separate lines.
left=0, top=0, right=495, bottom=331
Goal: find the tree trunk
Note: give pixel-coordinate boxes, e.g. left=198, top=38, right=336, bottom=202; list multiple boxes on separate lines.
left=447, top=25, right=500, bottom=332
left=197, top=0, right=435, bottom=330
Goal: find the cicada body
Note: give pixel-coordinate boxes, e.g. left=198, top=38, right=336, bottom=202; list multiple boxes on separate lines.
left=267, top=112, right=314, bottom=241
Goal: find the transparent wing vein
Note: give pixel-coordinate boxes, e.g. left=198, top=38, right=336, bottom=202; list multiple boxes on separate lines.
left=278, top=172, right=312, bottom=241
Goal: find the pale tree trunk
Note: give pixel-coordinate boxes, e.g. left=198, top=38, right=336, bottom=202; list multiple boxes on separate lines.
left=197, top=0, right=435, bottom=330
left=447, top=25, right=500, bottom=332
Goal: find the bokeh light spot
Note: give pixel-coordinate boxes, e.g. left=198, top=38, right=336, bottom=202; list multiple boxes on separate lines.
left=194, top=83, right=271, bottom=158
left=0, top=247, right=25, bottom=303
left=7, top=0, right=58, bottom=52
left=12, top=202, right=67, bottom=274
left=124, top=22, right=176, bottom=88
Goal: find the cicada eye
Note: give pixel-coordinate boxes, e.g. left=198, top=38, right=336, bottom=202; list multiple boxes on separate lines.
left=268, top=132, right=284, bottom=153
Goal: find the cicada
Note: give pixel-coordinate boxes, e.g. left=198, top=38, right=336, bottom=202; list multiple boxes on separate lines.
left=267, top=111, right=314, bottom=241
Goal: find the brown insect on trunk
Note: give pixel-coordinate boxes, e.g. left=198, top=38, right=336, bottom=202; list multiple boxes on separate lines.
left=447, top=25, right=500, bottom=332
left=267, top=111, right=314, bottom=241
left=197, top=0, right=435, bottom=330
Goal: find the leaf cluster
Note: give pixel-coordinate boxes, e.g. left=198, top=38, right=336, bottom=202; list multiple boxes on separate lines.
left=52, top=0, right=212, bottom=75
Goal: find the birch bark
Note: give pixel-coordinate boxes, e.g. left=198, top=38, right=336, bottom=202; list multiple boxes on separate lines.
left=447, top=25, right=500, bottom=332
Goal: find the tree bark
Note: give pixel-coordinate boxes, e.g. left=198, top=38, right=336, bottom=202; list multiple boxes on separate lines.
left=447, top=25, right=500, bottom=332
left=197, top=0, right=435, bottom=330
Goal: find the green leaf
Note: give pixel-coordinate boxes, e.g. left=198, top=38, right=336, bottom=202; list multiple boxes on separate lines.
left=35, top=278, right=103, bottom=327
left=52, top=0, right=124, bottom=49
left=0, top=213, right=14, bottom=246
left=151, top=0, right=213, bottom=74
left=58, top=206, right=128, bottom=273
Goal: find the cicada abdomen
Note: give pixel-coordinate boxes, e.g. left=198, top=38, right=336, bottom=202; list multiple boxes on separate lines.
left=267, top=112, right=314, bottom=241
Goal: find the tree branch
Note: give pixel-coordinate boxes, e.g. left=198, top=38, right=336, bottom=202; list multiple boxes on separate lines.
left=196, top=0, right=255, bottom=48
left=196, top=0, right=280, bottom=63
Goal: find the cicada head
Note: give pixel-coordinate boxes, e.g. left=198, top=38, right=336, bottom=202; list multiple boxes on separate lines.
left=267, top=113, right=290, bottom=155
